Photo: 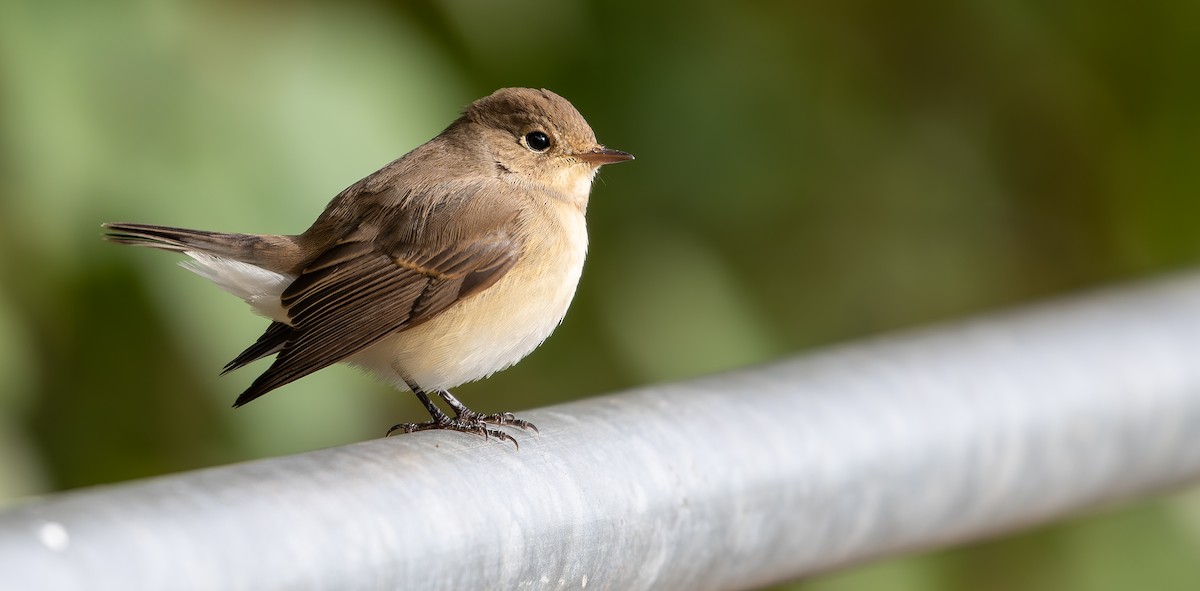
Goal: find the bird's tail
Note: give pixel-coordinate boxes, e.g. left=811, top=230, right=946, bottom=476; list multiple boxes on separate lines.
left=103, top=222, right=303, bottom=322
left=102, top=222, right=302, bottom=275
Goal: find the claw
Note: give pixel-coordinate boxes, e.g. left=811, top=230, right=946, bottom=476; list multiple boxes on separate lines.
left=390, top=386, right=536, bottom=447
left=474, top=411, right=539, bottom=433
left=385, top=422, right=420, bottom=437
left=383, top=412, right=533, bottom=449
left=486, top=428, right=519, bottom=448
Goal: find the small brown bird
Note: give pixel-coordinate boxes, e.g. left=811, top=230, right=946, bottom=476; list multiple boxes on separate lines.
left=105, top=88, right=633, bottom=445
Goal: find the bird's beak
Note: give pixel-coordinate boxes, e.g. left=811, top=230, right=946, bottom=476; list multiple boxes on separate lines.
left=576, top=146, right=635, bottom=166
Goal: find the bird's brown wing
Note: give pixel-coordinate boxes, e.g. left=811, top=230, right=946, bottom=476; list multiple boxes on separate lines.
left=230, top=189, right=521, bottom=407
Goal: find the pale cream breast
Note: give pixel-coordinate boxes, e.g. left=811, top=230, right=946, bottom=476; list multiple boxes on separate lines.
left=351, top=196, right=588, bottom=391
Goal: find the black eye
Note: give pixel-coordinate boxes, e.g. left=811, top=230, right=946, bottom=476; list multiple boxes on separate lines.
left=524, top=131, right=551, bottom=152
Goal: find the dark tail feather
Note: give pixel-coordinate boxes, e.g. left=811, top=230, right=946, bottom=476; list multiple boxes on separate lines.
left=102, top=222, right=303, bottom=273
left=103, top=222, right=245, bottom=256
left=223, top=321, right=293, bottom=376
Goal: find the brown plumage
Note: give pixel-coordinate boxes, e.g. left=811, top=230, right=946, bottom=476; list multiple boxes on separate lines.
left=105, top=88, right=632, bottom=444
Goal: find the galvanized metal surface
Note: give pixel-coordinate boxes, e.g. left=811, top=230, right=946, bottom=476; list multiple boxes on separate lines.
left=3, top=273, right=1200, bottom=590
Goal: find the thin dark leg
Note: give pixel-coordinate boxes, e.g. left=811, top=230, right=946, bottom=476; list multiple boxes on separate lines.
left=385, top=382, right=535, bottom=447
left=412, top=387, right=450, bottom=423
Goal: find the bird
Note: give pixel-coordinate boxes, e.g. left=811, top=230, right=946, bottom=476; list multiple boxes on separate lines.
left=104, top=87, right=633, bottom=445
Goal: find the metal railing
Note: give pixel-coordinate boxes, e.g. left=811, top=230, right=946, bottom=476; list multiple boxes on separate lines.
left=3, top=273, right=1200, bottom=590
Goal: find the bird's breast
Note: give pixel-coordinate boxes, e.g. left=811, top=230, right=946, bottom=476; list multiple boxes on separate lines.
left=353, top=200, right=588, bottom=391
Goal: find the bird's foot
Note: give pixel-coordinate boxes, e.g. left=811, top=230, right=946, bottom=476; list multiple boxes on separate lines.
left=386, top=410, right=537, bottom=448
left=387, top=386, right=538, bottom=448
left=460, top=409, right=540, bottom=436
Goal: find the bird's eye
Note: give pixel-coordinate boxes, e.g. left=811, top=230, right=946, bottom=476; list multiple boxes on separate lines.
left=524, top=131, right=552, bottom=152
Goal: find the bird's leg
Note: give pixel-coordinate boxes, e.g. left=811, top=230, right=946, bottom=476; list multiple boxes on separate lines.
left=386, top=383, right=535, bottom=447
left=411, top=387, right=451, bottom=423
left=387, top=385, right=502, bottom=441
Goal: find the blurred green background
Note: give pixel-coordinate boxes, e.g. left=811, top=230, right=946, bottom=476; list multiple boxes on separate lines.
left=2, top=0, right=1199, bottom=589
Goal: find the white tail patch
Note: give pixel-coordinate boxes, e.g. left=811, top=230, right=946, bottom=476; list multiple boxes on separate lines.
left=180, top=251, right=294, bottom=322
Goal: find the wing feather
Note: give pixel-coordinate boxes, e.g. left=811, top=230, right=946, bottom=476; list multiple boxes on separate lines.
left=230, top=184, right=522, bottom=407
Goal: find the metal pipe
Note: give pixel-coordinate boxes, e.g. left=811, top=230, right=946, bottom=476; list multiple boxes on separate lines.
left=4, top=273, right=1200, bottom=590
